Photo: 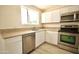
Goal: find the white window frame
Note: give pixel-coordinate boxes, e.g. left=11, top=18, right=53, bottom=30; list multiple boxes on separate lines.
left=21, top=6, right=40, bottom=25
left=28, top=8, right=39, bottom=25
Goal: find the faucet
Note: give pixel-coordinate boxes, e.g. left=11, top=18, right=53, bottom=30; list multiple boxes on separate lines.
left=32, top=27, right=36, bottom=31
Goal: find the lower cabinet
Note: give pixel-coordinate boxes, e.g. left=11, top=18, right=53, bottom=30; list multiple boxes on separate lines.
left=5, top=30, right=58, bottom=54
left=5, top=36, right=22, bottom=54
left=35, top=30, right=45, bottom=48
left=5, top=33, right=35, bottom=54
left=46, top=31, right=58, bottom=45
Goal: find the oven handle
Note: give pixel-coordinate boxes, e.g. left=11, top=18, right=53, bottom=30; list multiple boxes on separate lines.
left=58, top=32, right=79, bottom=36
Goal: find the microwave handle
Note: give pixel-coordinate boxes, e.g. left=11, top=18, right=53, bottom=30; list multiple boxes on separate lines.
left=74, top=13, right=76, bottom=21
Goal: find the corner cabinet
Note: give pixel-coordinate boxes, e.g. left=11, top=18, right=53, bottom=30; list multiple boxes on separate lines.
left=46, top=31, right=58, bottom=45
left=5, top=36, right=22, bottom=54
left=35, top=30, right=45, bottom=48
left=42, top=10, right=60, bottom=23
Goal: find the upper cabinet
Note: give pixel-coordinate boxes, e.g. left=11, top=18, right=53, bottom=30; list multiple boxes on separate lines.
left=42, top=6, right=79, bottom=23
left=42, top=11, right=51, bottom=23
left=51, top=10, right=60, bottom=22
left=60, top=6, right=79, bottom=14
left=42, top=10, right=60, bottom=23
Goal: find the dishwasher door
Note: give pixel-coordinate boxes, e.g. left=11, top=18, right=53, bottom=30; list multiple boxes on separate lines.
left=22, top=33, right=35, bottom=54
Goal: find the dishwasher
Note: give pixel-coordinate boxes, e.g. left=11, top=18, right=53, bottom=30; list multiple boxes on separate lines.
left=22, top=32, right=35, bottom=54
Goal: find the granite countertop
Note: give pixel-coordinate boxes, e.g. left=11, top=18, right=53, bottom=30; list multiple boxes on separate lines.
left=1, top=30, right=36, bottom=39
left=1, top=28, right=58, bottom=39
left=1, top=29, right=46, bottom=39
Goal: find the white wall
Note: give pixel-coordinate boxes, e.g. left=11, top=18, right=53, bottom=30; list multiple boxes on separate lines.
left=0, top=5, right=42, bottom=29
left=0, top=5, right=23, bottom=29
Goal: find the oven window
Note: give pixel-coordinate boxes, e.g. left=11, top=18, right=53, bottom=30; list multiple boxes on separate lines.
left=60, top=35, right=76, bottom=45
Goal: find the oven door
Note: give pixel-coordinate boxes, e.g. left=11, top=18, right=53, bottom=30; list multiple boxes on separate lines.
left=58, top=32, right=79, bottom=48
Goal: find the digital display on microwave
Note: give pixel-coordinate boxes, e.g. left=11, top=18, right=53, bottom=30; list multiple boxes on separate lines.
left=60, top=35, right=76, bottom=45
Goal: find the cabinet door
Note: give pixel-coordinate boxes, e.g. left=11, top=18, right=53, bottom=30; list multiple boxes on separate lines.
left=60, top=6, right=79, bottom=14
left=42, top=10, right=60, bottom=23
left=42, top=13, right=46, bottom=23
left=5, top=36, right=22, bottom=54
left=42, top=12, right=52, bottom=23
left=51, top=10, right=60, bottom=22
left=46, top=31, right=58, bottom=45
left=35, top=30, right=45, bottom=48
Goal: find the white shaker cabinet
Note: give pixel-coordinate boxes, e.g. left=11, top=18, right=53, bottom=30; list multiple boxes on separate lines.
left=46, top=31, right=58, bottom=45
left=42, top=12, right=52, bottom=23
left=60, top=6, right=79, bottom=14
left=35, top=30, right=45, bottom=48
left=42, top=10, right=60, bottom=23
left=5, top=36, right=22, bottom=54
left=51, top=10, right=60, bottom=22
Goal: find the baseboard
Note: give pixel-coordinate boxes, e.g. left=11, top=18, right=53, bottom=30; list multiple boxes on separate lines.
left=45, top=42, right=58, bottom=47
left=35, top=42, right=46, bottom=49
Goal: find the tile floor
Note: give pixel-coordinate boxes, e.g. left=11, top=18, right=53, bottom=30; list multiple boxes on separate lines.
left=31, top=43, right=72, bottom=54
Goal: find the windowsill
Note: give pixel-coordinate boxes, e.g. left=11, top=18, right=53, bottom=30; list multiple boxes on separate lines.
left=22, top=24, right=40, bottom=26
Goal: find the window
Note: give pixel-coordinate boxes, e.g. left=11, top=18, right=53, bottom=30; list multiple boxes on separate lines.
left=21, top=6, right=39, bottom=25
left=21, top=6, right=28, bottom=24
left=28, top=9, right=39, bottom=24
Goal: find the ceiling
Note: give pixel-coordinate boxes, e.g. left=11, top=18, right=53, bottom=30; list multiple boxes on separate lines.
left=34, top=5, right=66, bottom=11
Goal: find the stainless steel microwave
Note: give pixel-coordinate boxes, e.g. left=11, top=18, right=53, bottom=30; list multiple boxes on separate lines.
left=61, top=11, right=79, bottom=22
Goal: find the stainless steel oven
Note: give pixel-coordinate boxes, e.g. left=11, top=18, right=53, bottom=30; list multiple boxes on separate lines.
left=58, top=25, right=79, bottom=53
left=58, top=32, right=79, bottom=48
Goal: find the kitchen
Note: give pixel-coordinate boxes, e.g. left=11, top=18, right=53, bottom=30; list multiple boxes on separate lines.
left=0, top=5, right=79, bottom=54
